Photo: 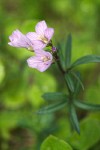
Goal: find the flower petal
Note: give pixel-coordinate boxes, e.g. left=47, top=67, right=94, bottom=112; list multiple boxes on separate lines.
left=35, top=50, right=52, bottom=59
left=27, top=50, right=53, bottom=72
left=26, top=32, right=39, bottom=41
left=37, top=62, right=51, bottom=72
left=26, top=32, right=47, bottom=50
left=36, top=51, right=53, bottom=72
left=35, top=20, right=47, bottom=35
left=8, top=29, right=32, bottom=49
left=27, top=56, right=41, bottom=68
left=33, top=41, right=46, bottom=50
left=44, top=28, right=54, bottom=41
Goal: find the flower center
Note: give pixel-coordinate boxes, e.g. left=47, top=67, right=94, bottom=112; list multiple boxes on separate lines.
left=41, top=56, right=50, bottom=62
left=38, top=36, right=48, bottom=44
left=28, top=46, right=33, bottom=51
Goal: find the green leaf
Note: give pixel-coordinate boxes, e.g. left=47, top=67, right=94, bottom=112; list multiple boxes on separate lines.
left=71, top=71, right=84, bottom=90
left=42, top=92, right=67, bottom=101
left=65, top=73, right=75, bottom=92
left=65, top=33, right=72, bottom=68
left=41, top=135, right=73, bottom=150
left=57, top=42, right=66, bottom=71
left=37, top=100, right=68, bottom=114
left=71, top=55, right=100, bottom=68
left=69, top=104, right=80, bottom=134
left=74, top=100, right=100, bottom=111
left=71, top=72, right=82, bottom=97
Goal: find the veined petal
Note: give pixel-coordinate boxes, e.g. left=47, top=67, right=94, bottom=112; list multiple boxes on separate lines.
left=8, top=29, right=32, bottom=49
left=27, top=56, right=41, bottom=68
left=37, top=62, right=52, bottom=72
left=35, top=20, right=47, bottom=35
left=36, top=51, right=53, bottom=72
left=26, top=32, right=47, bottom=50
left=44, top=28, right=54, bottom=41
left=26, top=32, right=39, bottom=41
left=27, top=50, right=53, bottom=72
left=32, top=41, right=46, bottom=50
left=35, top=50, right=52, bottom=59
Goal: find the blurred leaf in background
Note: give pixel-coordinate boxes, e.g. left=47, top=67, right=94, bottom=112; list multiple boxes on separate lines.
left=41, top=135, right=73, bottom=150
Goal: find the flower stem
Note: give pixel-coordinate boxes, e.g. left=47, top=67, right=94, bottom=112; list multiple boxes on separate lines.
left=55, top=54, right=73, bottom=100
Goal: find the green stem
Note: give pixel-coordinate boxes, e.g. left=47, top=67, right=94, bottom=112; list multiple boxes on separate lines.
left=56, top=54, right=73, bottom=101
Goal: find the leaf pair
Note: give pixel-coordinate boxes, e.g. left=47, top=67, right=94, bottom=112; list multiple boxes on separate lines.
left=68, top=100, right=100, bottom=134
left=37, top=92, right=68, bottom=114
left=69, top=100, right=100, bottom=134
left=58, top=33, right=100, bottom=71
left=37, top=92, right=100, bottom=134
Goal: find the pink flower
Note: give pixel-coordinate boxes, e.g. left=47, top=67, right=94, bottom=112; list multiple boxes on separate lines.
left=26, top=20, right=54, bottom=50
left=27, top=50, right=53, bottom=72
left=8, top=29, right=33, bottom=50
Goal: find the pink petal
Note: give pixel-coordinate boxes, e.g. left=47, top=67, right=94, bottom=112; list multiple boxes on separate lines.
left=27, top=50, right=53, bottom=72
left=26, top=32, right=39, bottom=41
left=35, top=50, right=52, bottom=59
left=26, top=32, right=47, bottom=50
left=32, top=41, right=46, bottom=50
left=8, top=29, right=32, bottom=48
left=27, top=56, right=41, bottom=68
left=37, top=62, right=51, bottom=72
left=44, top=28, right=54, bottom=41
left=36, top=51, right=53, bottom=72
left=35, top=20, right=47, bottom=35
left=9, top=29, right=20, bottom=41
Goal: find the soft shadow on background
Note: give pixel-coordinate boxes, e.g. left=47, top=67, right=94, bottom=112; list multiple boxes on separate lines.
left=0, top=0, right=100, bottom=149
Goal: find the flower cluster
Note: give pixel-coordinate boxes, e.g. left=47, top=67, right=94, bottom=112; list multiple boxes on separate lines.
left=8, top=21, right=56, bottom=72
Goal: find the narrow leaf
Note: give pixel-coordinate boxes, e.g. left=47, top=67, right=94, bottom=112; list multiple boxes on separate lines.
left=65, top=73, right=74, bottom=92
left=37, top=100, right=68, bottom=114
left=72, top=72, right=82, bottom=96
left=71, top=71, right=84, bottom=90
left=57, top=42, right=66, bottom=71
left=42, top=92, right=67, bottom=101
left=74, top=100, right=100, bottom=111
left=69, top=104, right=80, bottom=134
left=65, top=33, right=72, bottom=68
left=71, top=55, right=100, bottom=68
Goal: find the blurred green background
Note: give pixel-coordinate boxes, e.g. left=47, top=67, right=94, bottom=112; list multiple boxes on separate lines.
left=0, top=0, right=100, bottom=149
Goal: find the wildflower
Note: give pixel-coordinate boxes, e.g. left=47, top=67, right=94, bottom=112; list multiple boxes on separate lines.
left=27, top=50, right=53, bottom=72
left=8, top=21, right=55, bottom=72
left=26, top=20, right=54, bottom=50
left=8, top=29, right=33, bottom=50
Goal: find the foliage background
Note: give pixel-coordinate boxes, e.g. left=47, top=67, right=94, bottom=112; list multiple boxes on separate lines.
left=0, top=0, right=100, bottom=149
